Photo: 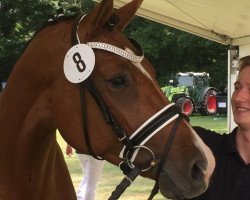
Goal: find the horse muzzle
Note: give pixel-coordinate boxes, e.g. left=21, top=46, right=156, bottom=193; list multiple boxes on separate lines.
left=158, top=147, right=213, bottom=199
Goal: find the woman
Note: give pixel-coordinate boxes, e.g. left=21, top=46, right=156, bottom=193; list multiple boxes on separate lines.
left=190, top=55, right=250, bottom=200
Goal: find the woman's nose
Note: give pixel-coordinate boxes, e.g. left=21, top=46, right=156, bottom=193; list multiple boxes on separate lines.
left=234, top=89, right=249, bottom=102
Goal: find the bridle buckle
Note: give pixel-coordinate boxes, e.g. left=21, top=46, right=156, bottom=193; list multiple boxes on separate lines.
left=125, top=145, right=156, bottom=172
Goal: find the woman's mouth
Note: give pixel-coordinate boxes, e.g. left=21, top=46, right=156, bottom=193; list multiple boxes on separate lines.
left=236, top=106, right=249, bottom=111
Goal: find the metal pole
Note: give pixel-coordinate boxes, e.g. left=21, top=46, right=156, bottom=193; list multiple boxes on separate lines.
left=227, top=47, right=238, bottom=133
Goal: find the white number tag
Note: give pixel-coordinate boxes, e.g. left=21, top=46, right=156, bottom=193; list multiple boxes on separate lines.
left=63, top=44, right=95, bottom=83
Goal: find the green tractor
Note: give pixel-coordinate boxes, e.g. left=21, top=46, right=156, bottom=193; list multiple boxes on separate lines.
left=162, top=72, right=218, bottom=116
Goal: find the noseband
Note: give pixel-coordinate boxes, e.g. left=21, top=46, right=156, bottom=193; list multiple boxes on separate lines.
left=70, top=14, right=187, bottom=200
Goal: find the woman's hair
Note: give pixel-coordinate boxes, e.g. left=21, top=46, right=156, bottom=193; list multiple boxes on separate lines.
left=237, top=55, right=250, bottom=72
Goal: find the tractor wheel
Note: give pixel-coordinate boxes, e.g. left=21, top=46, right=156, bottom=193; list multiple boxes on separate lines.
left=200, top=89, right=217, bottom=115
left=176, top=97, right=194, bottom=117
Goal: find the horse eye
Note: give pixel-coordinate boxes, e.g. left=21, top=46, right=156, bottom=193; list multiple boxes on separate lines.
left=108, top=76, right=128, bottom=88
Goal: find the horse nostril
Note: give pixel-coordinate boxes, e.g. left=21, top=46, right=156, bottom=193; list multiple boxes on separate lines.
left=191, top=161, right=205, bottom=184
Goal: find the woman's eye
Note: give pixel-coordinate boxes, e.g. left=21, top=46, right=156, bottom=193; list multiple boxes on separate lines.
left=234, top=85, right=241, bottom=91
left=108, top=76, right=128, bottom=88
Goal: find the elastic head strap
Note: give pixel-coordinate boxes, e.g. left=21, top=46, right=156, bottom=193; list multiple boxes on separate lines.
left=71, top=13, right=86, bottom=46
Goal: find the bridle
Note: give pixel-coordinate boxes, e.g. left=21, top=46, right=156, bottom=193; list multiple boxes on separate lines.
left=70, top=13, right=187, bottom=200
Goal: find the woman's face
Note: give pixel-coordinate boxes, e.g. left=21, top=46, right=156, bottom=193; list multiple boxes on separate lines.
left=232, top=66, right=250, bottom=129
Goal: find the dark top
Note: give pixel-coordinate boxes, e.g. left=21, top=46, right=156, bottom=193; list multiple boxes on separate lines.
left=189, top=126, right=250, bottom=200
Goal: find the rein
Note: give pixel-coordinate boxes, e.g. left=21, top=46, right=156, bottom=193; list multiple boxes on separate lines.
left=71, top=13, right=187, bottom=199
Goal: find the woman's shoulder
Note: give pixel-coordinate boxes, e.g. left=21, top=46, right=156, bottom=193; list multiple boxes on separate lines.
left=193, top=126, right=230, bottom=153
left=193, top=126, right=227, bottom=138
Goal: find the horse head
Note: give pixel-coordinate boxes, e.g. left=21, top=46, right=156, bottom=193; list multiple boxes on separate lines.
left=0, top=0, right=215, bottom=199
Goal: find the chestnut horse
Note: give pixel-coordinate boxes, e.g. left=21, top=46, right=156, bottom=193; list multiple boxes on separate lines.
left=0, top=0, right=215, bottom=199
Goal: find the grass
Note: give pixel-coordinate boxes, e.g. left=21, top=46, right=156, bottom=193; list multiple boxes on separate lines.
left=190, top=114, right=227, bottom=133
left=57, top=114, right=227, bottom=200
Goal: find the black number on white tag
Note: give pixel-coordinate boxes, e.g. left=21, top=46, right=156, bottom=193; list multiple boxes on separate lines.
left=72, top=52, right=86, bottom=72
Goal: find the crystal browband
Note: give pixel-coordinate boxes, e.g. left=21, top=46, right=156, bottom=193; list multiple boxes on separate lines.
left=73, top=14, right=144, bottom=63
left=87, top=42, right=144, bottom=63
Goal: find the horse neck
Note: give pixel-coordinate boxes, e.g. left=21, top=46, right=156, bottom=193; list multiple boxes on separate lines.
left=1, top=65, right=54, bottom=135
left=0, top=22, right=72, bottom=165
left=0, top=57, right=77, bottom=199
left=0, top=18, right=84, bottom=199
left=0, top=21, right=73, bottom=138
left=0, top=76, right=56, bottom=166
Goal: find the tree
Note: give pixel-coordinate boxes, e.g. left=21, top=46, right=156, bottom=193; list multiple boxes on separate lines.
left=124, top=16, right=229, bottom=89
left=0, top=0, right=94, bottom=81
left=1, top=0, right=228, bottom=90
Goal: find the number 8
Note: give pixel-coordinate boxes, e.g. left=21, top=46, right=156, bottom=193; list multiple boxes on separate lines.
left=72, top=52, right=86, bottom=72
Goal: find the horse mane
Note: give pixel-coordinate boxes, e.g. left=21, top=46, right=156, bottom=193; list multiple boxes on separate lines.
left=41, top=14, right=78, bottom=31
left=19, top=7, right=121, bottom=63
left=36, top=9, right=78, bottom=33
left=18, top=10, right=80, bottom=64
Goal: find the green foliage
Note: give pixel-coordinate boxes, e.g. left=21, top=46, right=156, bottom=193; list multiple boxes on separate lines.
left=0, top=0, right=94, bottom=81
left=1, top=0, right=228, bottom=90
left=124, top=17, right=229, bottom=89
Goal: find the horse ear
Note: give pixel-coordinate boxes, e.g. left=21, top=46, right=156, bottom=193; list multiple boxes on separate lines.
left=80, top=0, right=113, bottom=38
left=114, top=0, right=143, bottom=31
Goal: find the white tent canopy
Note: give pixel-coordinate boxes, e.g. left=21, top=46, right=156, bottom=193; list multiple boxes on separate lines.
left=113, top=0, right=250, bottom=46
